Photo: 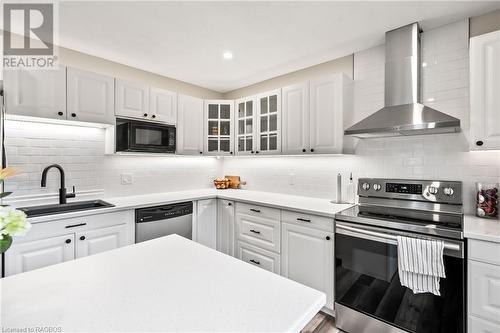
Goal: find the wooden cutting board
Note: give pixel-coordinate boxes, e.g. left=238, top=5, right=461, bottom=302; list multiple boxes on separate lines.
left=225, top=175, right=240, bottom=189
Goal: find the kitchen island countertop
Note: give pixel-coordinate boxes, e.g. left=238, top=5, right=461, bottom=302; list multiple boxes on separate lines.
left=1, top=234, right=325, bottom=332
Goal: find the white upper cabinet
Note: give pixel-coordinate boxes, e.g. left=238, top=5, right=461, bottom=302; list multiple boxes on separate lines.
left=150, top=87, right=177, bottom=124
left=67, top=68, right=114, bottom=124
left=177, top=94, right=204, bottom=155
left=309, top=74, right=345, bottom=154
left=204, top=100, right=234, bottom=155
left=115, top=79, right=150, bottom=119
left=4, top=67, right=66, bottom=120
left=470, top=30, right=500, bottom=151
left=236, top=96, right=257, bottom=155
left=257, top=90, right=281, bottom=155
left=282, top=74, right=349, bottom=155
left=282, top=82, right=310, bottom=154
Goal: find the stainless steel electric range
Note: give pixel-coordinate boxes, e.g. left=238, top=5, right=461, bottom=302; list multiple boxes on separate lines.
left=334, top=178, right=465, bottom=333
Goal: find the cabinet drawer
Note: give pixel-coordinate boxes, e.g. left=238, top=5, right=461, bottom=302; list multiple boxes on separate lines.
left=237, top=241, right=280, bottom=274
left=236, top=213, right=280, bottom=253
left=16, top=210, right=134, bottom=243
left=469, top=239, right=500, bottom=266
left=468, top=315, right=500, bottom=332
left=236, top=202, right=280, bottom=221
left=282, top=210, right=333, bottom=232
left=469, top=260, right=500, bottom=324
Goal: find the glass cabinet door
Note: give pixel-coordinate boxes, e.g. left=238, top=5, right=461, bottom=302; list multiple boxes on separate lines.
left=236, top=98, right=256, bottom=155
left=257, top=90, right=281, bottom=154
left=205, top=100, right=234, bottom=155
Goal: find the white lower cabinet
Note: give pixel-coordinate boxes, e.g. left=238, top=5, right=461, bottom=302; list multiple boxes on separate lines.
left=75, top=224, right=129, bottom=258
left=236, top=241, right=280, bottom=274
left=281, top=222, right=334, bottom=310
left=217, top=199, right=235, bottom=256
left=194, top=199, right=217, bottom=249
left=469, top=315, right=500, bottom=332
left=5, top=234, right=75, bottom=276
left=468, top=238, right=500, bottom=330
left=4, top=210, right=134, bottom=276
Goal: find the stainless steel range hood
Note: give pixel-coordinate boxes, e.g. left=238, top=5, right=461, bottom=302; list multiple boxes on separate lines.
left=345, top=23, right=461, bottom=138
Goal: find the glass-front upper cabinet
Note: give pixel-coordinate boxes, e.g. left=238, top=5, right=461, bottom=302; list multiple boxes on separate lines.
left=257, top=89, right=281, bottom=154
left=204, top=100, right=234, bottom=155
left=236, top=96, right=257, bottom=155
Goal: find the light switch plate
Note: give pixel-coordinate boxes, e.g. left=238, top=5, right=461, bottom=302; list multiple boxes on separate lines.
left=121, top=173, right=134, bottom=185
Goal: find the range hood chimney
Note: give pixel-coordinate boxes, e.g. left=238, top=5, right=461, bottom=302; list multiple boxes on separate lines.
left=345, top=23, right=461, bottom=138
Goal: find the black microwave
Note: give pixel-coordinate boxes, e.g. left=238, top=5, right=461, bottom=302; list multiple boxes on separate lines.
left=116, top=118, right=176, bottom=153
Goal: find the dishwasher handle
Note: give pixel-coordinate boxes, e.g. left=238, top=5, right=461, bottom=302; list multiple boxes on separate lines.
left=136, top=202, right=193, bottom=223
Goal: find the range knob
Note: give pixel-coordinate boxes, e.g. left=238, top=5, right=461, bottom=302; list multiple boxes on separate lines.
left=429, top=186, right=439, bottom=195
left=362, top=183, right=370, bottom=191
left=443, top=187, right=454, bottom=196
left=373, top=184, right=381, bottom=191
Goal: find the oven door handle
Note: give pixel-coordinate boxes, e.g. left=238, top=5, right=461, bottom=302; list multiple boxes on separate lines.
left=336, top=222, right=461, bottom=252
left=336, top=223, right=397, bottom=245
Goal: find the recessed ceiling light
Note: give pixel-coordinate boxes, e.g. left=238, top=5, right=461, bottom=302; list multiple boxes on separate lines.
left=223, top=51, right=233, bottom=60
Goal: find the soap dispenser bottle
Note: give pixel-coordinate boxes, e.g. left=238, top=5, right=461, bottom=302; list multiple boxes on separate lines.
left=346, top=173, right=355, bottom=204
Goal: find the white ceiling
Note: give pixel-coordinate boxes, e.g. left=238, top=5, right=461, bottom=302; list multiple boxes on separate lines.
left=57, top=1, right=500, bottom=93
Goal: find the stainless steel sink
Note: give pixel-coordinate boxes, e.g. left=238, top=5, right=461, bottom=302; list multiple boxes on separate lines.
left=18, top=200, right=115, bottom=217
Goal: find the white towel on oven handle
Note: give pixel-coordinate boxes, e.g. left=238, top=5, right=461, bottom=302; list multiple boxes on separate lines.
left=397, top=236, right=446, bottom=296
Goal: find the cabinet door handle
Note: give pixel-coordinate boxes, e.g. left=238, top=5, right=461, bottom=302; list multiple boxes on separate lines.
left=310, top=148, right=315, bottom=153
left=71, top=113, right=77, bottom=118
left=152, top=115, right=156, bottom=119
left=143, top=113, right=148, bottom=117
left=65, top=239, right=72, bottom=244
left=227, top=202, right=232, bottom=206
left=250, top=259, right=260, bottom=265
left=65, top=223, right=87, bottom=229
left=199, top=151, right=203, bottom=154
left=249, top=229, right=261, bottom=234
left=326, top=236, right=331, bottom=240
left=476, top=140, right=484, bottom=146
left=250, top=208, right=261, bottom=213
left=80, top=236, right=86, bottom=241
left=302, top=149, right=306, bottom=152
left=57, top=111, right=64, bottom=116
left=297, top=218, right=311, bottom=223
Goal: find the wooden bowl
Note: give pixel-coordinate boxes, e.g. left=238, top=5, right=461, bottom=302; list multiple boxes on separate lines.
left=213, top=179, right=230, bottom=189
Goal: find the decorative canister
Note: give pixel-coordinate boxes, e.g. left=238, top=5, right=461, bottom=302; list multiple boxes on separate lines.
left=476, top=182, right=499, bottom=219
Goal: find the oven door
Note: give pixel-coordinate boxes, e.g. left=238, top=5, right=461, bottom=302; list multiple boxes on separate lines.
left=128, top=121, right=175, bottom=153
left=335, top=221, right=465, bottom=333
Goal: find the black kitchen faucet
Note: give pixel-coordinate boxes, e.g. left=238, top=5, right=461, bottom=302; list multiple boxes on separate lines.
left=41, top=164, right=76, bottom=204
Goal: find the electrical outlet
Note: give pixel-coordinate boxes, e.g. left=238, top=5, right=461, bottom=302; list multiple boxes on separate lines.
left=121, top=173, right=134, bottom=185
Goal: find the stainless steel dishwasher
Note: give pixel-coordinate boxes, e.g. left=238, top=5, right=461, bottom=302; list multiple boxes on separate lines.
left=135, top=202, right=193, bottom=243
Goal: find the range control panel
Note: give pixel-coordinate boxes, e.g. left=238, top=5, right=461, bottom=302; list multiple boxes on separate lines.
left=386, top=183, right=422, bottom=194
left=358, top=178, right=462, bottom=204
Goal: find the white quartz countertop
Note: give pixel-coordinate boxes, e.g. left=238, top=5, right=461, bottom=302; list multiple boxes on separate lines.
left=23, top=189, right=353, bottom=223
left=464, top=214, right=500, bottom=243
left=1, top=235, right=325, bottom=332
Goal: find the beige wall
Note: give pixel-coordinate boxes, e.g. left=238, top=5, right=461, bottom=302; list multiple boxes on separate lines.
left=470, top=9, right=500, bottom=37
left=59, top=47, right=223, bottom=99
left=223, top=55, right=353, bottom=99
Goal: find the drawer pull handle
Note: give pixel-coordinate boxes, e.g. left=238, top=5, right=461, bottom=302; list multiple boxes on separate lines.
left=250, top=209, right=261, bottom=213
left=250, top=259, right=260, bottom=265
left=65, top=223, right=87, bottom=229
left=297, top=218, right=311, bottom=223
left=249, top=229, right=261, bottom=234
